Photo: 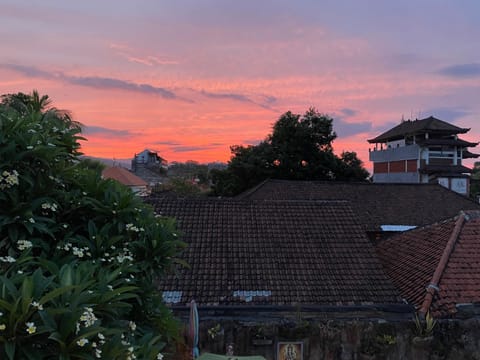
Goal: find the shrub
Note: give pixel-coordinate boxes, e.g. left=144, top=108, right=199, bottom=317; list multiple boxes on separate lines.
left=0, top=91, right=184, bottom=359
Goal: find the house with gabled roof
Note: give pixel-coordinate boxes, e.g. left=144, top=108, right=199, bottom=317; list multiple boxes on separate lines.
left=236, top=179, right=480, bottom=240
left=376, top=210, right=480, bottom=318
left=147, top=185, right=480, bottom=358
left=102, top=166, right=149, bottom=195
left=368, top=116, right=479, bottom=195
left=148, top=197, right=407, bottom=314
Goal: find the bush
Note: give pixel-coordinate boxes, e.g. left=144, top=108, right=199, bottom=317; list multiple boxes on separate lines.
left=0, top=91, right=184, bottom=359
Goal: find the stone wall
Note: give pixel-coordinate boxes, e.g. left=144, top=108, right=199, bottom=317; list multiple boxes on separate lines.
left=175, top=315, right=480, bottom=360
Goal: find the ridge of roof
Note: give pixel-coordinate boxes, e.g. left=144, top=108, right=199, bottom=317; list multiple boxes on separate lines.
left=419, top=212, right=466, bottom=316
left=234, top=178, right=271, bottom=199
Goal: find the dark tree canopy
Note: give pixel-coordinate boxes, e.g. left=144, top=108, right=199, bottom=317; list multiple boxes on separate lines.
left=211, top=108, right=369, bottom=196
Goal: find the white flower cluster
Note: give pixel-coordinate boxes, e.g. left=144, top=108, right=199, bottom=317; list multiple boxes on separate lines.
left=91, top=332, right=106, bottom=358
left=17, top=240, right=33, bottom=251
left=56, top=243, right=91, bottom=258
left=31, top=301, right=43, bottom=310
left=116, top=247, right=134, bottom=264
left=26, top=321, right=36, bottom=334
left=41, top=202, right=58, bottom=212
left=72, top=246, right=91, bottom=258
left=129, top=321, right=136, bottom=332
left=125, top=223, right=145, bottom=233
left=126, top=346, right=137, bottom=360
left=0, top=170, right=19, bottom=190
left=0, top=256, right=16, bottom=263
left=77, top=338, right=89, bottom=347
left=121, top=333, right=131, bottom=346
left=99, top=246, right=134, bottom=264
left=76, top=307, right=97, bottom=334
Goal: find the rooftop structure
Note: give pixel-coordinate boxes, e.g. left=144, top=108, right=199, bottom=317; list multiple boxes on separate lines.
left=368, top=116, right=479, bottom=195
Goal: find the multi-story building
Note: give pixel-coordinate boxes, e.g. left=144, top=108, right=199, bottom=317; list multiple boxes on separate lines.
left=368, top=116, right=478, bottom=195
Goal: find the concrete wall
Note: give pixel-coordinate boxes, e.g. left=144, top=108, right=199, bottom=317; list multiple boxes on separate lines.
left=373, top=172, right=419, bottom=183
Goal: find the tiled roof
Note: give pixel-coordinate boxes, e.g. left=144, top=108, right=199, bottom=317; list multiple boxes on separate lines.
left=236, top=180, right=480, bottom=231
left=148, top=197, right=402, bottom=307
left=419, top=164, right=473, bottom=175
left=102, top=166, right=148, bottom=186
left=417, top=138, right=478, bottom=147
left=376, top=211, right=480, bottom=317
left=368, top=116, right=470, bottom=143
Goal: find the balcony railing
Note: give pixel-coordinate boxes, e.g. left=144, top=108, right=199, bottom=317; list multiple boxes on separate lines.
left=369, top=144, right=420, bottom=162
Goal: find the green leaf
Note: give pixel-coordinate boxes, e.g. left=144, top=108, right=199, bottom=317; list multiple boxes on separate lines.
left=21, top=276, right=34, bottom=312
left=48, top=331, right=67, bottom=351
left=39, top=285, right=77, bottom=305
left=5, top=341, right=15, bottom=360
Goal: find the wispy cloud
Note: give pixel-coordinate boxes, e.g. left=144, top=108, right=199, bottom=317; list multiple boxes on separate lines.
left=1, top=63, right=276, bottom=108
left=83, top=126, right=137, bottom=137
left=437, top=63, right=480, bottom=78
left=127, top=56, right=179, bottom=66
left=199, top=89, right=276, bottom=110
left=109, top=43, right=179, bottom=66
left=165, top=142, right=225, bottom=153
left=154, top=140, right=182, bottom=146
left=68, top=75, right=177, bottom=98
left=171, top=145, right=211, bottom=153
left=1, top=63, right=179, bottom=100
left=334, top=118, right=372, bottom=138
left=340, top=108, right=357, bottom=117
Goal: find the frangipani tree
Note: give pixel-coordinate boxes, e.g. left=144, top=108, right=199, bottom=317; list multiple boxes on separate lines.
left=0, top=91, right=184, bottom=359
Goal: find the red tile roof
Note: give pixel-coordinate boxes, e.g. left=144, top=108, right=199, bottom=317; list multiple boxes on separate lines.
left=102, top=166, right=148, bottom=187
left=376, top=211, right=480, bottom=317
left=148, top=197, right=402, bottom=307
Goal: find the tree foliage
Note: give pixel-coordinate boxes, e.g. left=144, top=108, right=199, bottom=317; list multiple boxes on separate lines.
left=0, top=91, right=184, bottom=359
left=211, top=108, right=369, bottom=196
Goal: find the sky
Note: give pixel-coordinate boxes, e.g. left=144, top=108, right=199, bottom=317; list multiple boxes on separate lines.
left=1, top=0, right=480, bottom=171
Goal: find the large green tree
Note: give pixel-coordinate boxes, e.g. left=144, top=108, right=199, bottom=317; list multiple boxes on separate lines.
left=0, top=91, right=183, bottom=359
left=211, top=108, right=369, bottom=196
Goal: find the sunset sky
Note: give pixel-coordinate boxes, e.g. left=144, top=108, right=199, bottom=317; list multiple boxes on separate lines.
left=1, top=0, right=479, bottom=171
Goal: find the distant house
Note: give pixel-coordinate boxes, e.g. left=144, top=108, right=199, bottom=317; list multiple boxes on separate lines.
left=131, top=149, right=167, bottom=186
left=236, top=179, right=480, bottom=240
left=368, top=116, right=479, bottom=195
left=148, top=197, right=406, bottom=313
left=132, top=149, right=167, bottom=170
left=376, top=210, right=480, bottom=318
left=102, top=166, right=149, bottom=195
